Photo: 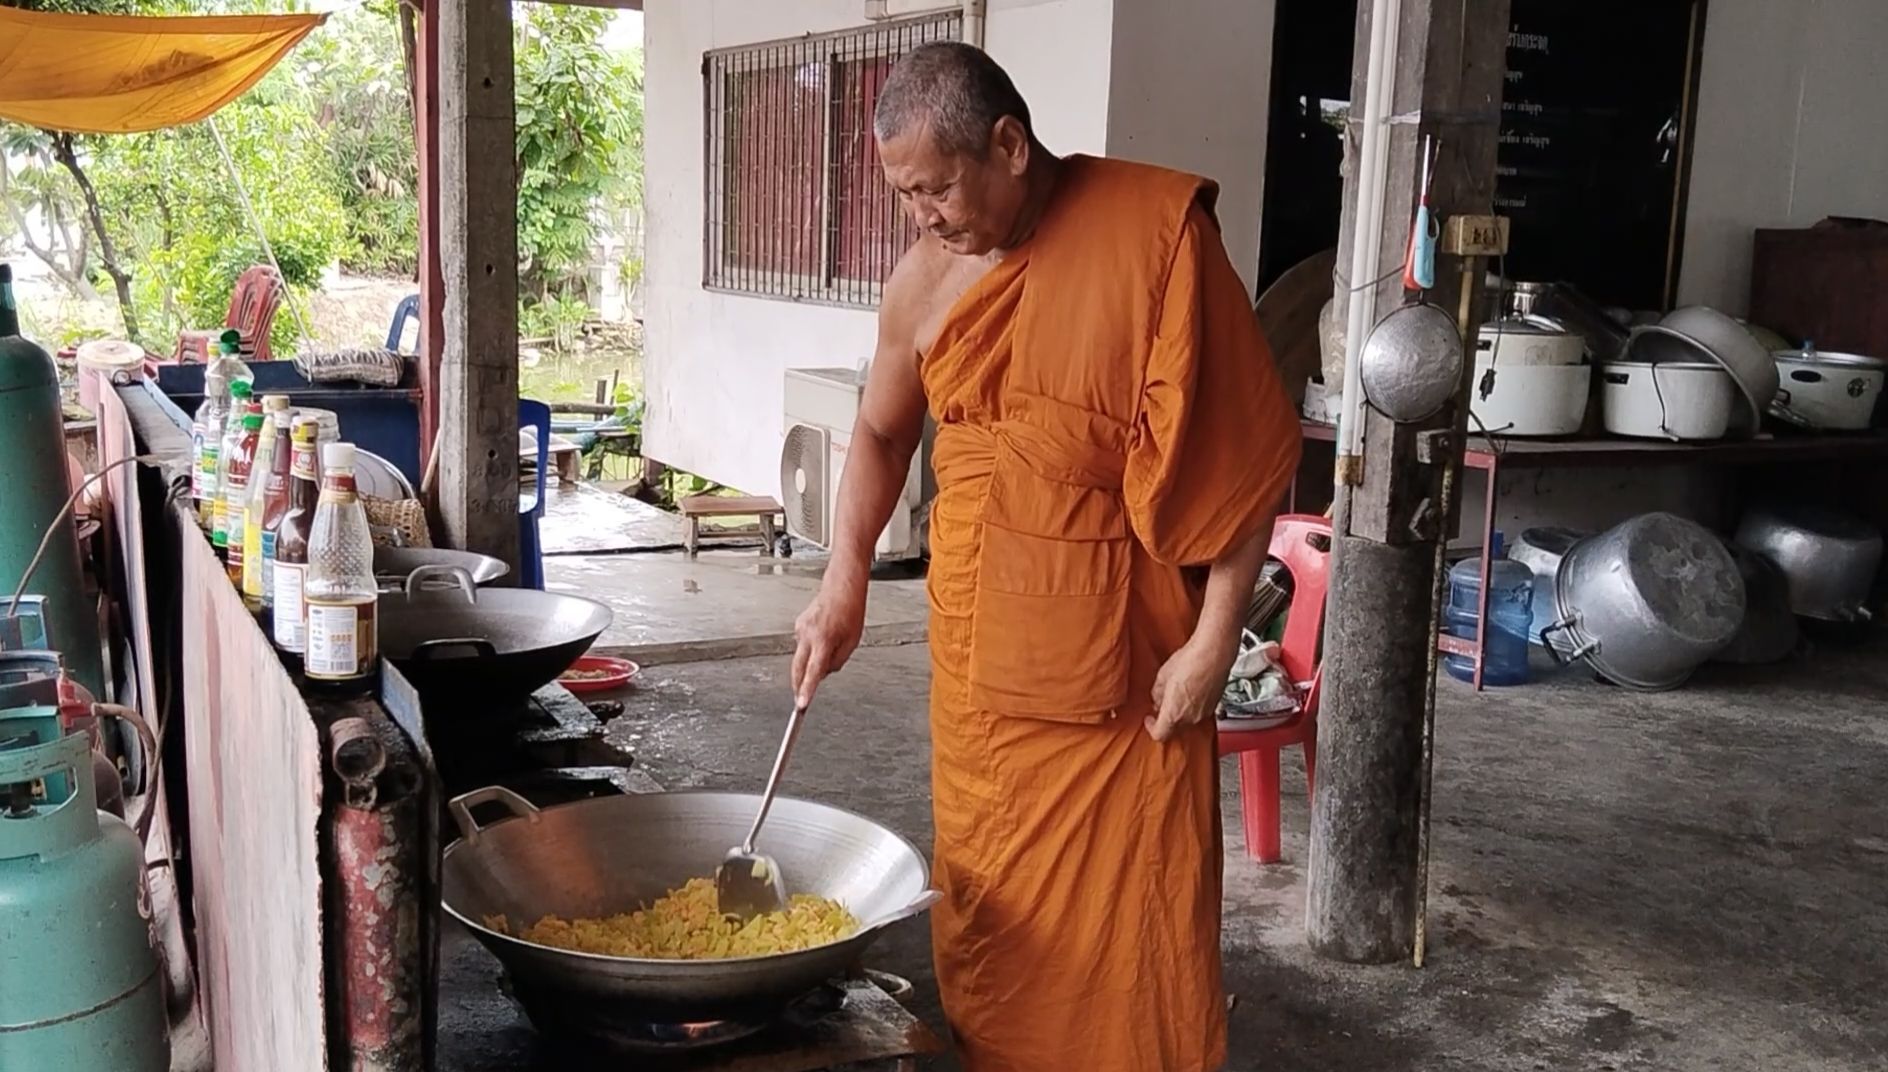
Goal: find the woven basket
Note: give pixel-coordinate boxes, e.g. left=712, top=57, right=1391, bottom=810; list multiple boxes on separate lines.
left=364, top=496, right=433, bottom=548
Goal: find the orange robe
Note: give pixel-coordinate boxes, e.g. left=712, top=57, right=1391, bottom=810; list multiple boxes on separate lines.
left=921, top=155, right=1303, bottom=1072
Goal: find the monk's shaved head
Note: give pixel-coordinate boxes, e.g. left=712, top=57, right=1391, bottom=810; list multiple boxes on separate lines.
left=874, top=41, right=1033, bottom=158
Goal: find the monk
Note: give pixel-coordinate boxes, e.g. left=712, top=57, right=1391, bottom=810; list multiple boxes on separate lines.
left=791, top=42, right=1302, bottom=1072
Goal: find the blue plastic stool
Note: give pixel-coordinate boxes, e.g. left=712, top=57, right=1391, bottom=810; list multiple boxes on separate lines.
left=518, top=398, right=550, bottom=590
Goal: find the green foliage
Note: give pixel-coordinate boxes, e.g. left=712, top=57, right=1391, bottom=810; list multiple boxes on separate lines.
left=289, top=2, right=420, bottom=274
left=87, top=73, right=348, bottom=353
left=514, top=6, right=643, bottom=302
left=519, top=293, right=591, bottom=351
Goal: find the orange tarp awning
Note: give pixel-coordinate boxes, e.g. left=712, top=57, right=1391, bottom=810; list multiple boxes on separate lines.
left=0, top=7, right=326, bottom=135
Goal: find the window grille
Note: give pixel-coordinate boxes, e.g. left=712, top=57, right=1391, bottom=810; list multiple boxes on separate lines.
left=702, top=12, right=963, bottom=308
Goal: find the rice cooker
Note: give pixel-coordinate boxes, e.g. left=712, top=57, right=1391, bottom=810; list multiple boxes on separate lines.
left=1469, top=317, right=1590, bottom=436
left=1770, top=348, right=1885, bottom=431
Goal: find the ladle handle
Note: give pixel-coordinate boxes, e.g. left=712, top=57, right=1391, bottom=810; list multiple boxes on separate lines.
left=741, top=703, right=808, bottom=854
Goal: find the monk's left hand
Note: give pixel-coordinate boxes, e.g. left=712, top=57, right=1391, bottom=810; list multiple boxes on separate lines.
left=1146, top=639, right=1233, bottom=742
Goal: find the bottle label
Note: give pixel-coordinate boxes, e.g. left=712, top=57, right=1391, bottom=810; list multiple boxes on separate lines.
left=242, top=512, right=264, bottom=596
left=273, top=562, right=307, bottom=651
left=305, top=599, right=378, bottom=680
left=260, top=531, right=277, bottom=606
left=212, top=496, right=229, bottom=546
left=191, top=427, right=205, bottom=500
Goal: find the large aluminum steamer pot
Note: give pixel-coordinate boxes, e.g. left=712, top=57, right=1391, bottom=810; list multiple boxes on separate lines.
left=1734, top=503, right=1882, bottom=622
left=442, top=787, right=937, bottom=1028
left=1541, top=513, right=1745, bottom=690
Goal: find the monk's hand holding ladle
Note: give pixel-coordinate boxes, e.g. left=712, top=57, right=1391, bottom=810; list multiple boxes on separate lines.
left=1146, top=637, right=1235, bottom=743
left=792, top=583, right=866, bottom=707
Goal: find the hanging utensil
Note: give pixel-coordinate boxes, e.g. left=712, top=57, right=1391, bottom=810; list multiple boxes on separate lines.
left=716, top=702, right=810, bottom=921
left=1402, top=135, right=1440, bottom=293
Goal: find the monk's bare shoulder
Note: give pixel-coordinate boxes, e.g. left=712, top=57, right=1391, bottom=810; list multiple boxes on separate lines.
left=879, top=237, right=959, bottom=359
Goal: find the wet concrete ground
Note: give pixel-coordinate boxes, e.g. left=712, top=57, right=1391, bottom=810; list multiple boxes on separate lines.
left=598, top=635, right=1888, bottom=1071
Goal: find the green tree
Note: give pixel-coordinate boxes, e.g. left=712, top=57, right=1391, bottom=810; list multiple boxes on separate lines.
left=290, top=1, right=420, bottom=275
left=514, top=5, right=643, bottom=305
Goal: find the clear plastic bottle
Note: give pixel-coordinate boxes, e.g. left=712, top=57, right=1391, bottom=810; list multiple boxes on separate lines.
left=1443, top=532, right=1535, bottom=686
left=193, top=329, right=253, bottom=528
left=302, top=442, right=379, bottom=689
left=209, top=382, right=255, bottom=546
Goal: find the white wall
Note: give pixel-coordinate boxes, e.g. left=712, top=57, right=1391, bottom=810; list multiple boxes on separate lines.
left=1105, top=0, right=1277, bottom=290
left=1678, top=0, right=1888, bottom=314
left=642, top=0, right=1122, bottom=496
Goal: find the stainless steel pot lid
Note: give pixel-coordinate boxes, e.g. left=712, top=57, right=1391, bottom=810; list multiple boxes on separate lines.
left=1773, top=348, right=1887, bottom=369
left=1478, top=314, right=1576, bottom=338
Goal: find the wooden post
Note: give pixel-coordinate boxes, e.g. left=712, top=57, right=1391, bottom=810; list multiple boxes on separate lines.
left=1307, top=0, right=1510, bottom=964
left=435, top=0, right=520, bottom=568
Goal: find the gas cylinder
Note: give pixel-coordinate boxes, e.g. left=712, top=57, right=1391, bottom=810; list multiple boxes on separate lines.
left=0, top=263, right=105, bottom=697
left=0, top=702, right=168, bottom=1070
left=0, top=650, right=122, bottom=816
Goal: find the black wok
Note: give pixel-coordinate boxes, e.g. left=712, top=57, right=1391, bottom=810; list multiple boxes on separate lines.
left=379, top=566, right=614, bottom=709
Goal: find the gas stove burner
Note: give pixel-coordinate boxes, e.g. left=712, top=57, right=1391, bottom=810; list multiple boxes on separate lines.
left=598, top=1017, right=768, bottom=1053
left=529, top=981, right=851, bottom=1056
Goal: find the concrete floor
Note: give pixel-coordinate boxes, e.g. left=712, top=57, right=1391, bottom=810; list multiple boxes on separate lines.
left=604, top=635, right=1888, bottom=1071
left=548, top=547, right=930, bottom=665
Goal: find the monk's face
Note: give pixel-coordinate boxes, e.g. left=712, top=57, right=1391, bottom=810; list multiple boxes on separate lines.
left=879, top=117, right=1032, bottom=256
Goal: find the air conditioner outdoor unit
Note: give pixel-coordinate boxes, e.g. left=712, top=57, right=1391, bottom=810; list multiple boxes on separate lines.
left=781, top=366, right=931, bottom=561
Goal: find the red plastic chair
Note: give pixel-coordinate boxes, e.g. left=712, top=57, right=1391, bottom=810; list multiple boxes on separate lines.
left=170, top=265, right=286, bottom=365
left=1217, top=514, right=1332, bottom=863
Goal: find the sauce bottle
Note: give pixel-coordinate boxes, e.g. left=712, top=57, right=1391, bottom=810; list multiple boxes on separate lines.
left=242, top=396, right=291, bottom=607
left=223, top=409, right=265, bottom=585
left=302, top=442, right=378, bottom=690
left=193, top=329, right=252, bottom=528
left=257, top=409, right=299, bottom=622
left=271, top=417, right=321, bottom=656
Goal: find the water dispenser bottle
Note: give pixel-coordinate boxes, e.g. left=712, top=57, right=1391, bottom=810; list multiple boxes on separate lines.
left=1444, top=532, right=1535, bottom=686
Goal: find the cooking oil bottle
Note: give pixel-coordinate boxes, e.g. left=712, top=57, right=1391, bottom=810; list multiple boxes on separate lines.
left=302, top=442, right=378, bottom=691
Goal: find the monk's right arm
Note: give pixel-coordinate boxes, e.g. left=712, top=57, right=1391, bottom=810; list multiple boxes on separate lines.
left=791, top=264, right=929, bottom=704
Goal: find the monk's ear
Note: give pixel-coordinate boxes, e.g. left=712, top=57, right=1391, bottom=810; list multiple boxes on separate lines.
left=990, top=116, right=1030, bottom=177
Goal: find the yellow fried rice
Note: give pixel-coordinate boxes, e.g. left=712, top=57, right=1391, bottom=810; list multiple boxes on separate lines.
left=492, top=877, right=860, bottom=960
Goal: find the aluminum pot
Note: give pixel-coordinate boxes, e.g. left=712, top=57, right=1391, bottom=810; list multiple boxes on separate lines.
left=442, top=787, right=936, bottom=1027
left=1359, top=303, right=1463, bottom=423
left=373, top=546, right=508, bottom=589
left=1543, top=512, right=1745, bottom=691
left=1713, top=542, right=1799, bottom=665
left=1733, top=503, right=1881, bottom=622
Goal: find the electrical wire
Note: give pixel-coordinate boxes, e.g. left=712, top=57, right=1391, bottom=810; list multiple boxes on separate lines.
left=6, top=453, right=157, bottom=620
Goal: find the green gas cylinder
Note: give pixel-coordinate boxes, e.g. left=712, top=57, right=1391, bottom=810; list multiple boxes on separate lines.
left=0, top=698, right=168, bottom=1070
left=0, top=264, right=104, bottom=696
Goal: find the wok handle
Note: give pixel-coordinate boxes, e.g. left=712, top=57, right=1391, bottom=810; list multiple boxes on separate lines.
left=402, top=564, right=478, bottom=602
left=410, top=637, right=499, bottom=661
left=448, top=785, right=541, bottom=842
left=860, top=888, right=944, bottom=935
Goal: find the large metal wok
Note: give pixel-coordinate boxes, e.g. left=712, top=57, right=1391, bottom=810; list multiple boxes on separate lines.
left=441, top=787, right=936, bottom=1029
left=378, top=566, right=613, bottom=707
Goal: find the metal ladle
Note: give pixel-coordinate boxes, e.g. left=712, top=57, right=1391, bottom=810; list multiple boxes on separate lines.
left=715, top=702, right=808, bottom=921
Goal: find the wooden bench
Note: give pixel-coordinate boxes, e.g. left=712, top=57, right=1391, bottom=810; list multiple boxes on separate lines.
left=679, top=494, right=784, bottom=556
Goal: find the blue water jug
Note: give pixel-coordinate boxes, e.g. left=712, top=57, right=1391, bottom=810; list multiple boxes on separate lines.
left=1444, top=531, right=1534, bottom=686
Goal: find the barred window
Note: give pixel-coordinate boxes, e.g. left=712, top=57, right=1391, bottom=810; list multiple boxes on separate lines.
left=703, top=13, right=963, bottom=308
